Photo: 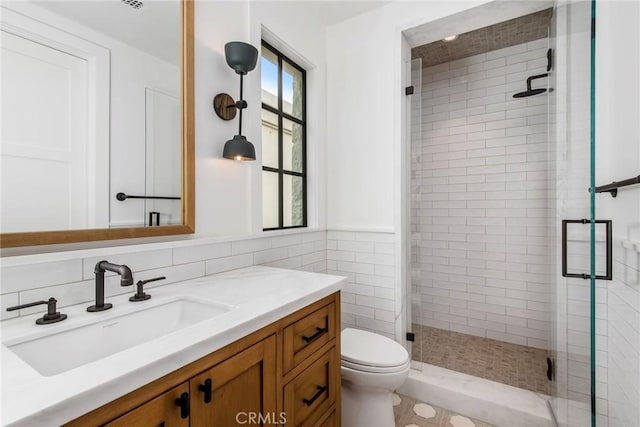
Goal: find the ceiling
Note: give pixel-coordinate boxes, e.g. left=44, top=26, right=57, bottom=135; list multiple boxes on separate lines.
left=404, top=0, right=555, bottom=48
left=302, top=1, right=391, bottom=26
left=412, top=7, right=553, bottom=68
left=33, top=0, right=180, bottom=65
left=30, top=0, right=388, bottom=66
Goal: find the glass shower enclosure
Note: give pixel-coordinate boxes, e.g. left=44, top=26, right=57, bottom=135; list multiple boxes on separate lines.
left=406, top=1, right=603, bottom=425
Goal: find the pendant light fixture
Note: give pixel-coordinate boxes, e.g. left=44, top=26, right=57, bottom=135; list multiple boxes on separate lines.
left=213, top=41, right=259, bottom=161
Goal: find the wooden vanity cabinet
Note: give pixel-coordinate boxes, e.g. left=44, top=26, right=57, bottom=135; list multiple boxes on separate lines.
left=104, top=383, right=190, bottom=427
left=189, top=335, right=277, bottom=426
left=66, top=292, right=340, bottom=427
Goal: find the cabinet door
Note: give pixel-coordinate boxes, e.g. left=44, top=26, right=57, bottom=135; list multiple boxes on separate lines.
left=104, top=382, right=189, bottom=427
left=190, top=335, right=278, bottom=427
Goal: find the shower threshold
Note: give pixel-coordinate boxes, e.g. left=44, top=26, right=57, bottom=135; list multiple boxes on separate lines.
left=397, top=362, right=555, bottom=427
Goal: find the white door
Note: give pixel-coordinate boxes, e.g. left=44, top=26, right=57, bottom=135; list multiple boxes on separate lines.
left=1, top=30, right=89, bottom=232
left=144, top=88, right=181, bottom=226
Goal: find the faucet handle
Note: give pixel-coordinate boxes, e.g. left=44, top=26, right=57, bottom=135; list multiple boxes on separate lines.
left=129, top=276, right=166, bottom=302
left=6, top=297, right=67, bottom=325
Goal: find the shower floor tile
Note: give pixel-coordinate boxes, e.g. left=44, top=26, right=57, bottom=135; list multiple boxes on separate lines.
left=393, top=393, right=495, bottom=427
left=411, top=325, right=550, bottom=395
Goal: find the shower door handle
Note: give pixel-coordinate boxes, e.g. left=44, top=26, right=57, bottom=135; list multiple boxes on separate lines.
left=561, top=219, right=612, bottom=280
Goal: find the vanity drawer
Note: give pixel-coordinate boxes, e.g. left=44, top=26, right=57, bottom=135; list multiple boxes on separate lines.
left=283, top=302, right=336, bottom=373
left=283, top=349, right=337, bottom=427
left=314, top=408, right=338, bottom=427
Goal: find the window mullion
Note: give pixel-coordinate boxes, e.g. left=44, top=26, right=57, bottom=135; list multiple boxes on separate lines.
left=277, top=54, right=284, bottom=229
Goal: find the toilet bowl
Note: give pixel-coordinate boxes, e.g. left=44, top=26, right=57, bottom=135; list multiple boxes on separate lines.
left=341, top=328, right=410, bottom=427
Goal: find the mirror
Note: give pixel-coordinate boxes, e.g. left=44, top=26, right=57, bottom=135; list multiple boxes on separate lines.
left=0, top=0, right=194, bottom=248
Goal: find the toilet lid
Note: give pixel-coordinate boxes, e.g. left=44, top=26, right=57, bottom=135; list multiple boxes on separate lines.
left=341, top=328, right=409, bottom=368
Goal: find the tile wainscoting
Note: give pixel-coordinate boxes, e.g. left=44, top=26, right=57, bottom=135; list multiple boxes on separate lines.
left=0, top=230, right=327, bottom=320
left=327, top=229, right=399, bottom=339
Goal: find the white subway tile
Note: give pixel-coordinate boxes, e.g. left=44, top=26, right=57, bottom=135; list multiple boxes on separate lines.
left=288, top=242, right=317, bottom=257
left=267, top=255, right=302, bottom=270
left=344, top=282, right=375, bottom=297
left=337, top=240, right=375, bottom=253
left=231, top=238, right=271, bottom=255
left=253, top=247, right=289, bottom=264
left=355, top=295, right=394, bottom=311
left=271, top=234, right=303, bottom=248
left=1, top=259, right=83, bottom=294
left=342, top=302, right=374, bottom=319
left=355, top=253, right=394, bottom=266
left=172, top=244, right=230, bottom=266
left=205, top=254, right=253, bottom=275
left=1, top=293, right=20, bottom=320
left=336, top=261, right=375, bottom=275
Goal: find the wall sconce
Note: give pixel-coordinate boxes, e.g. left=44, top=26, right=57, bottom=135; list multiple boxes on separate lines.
left=213, top=41, right=259, bottom=161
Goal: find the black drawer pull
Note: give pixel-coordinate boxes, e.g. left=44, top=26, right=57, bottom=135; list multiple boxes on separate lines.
left=302, top=327, right=328, bottom=343
left=198, top=378, right=212, bottom=404
left=303, top=385, right=327, bottom=406
left=174, top=392, right=189, bottom=419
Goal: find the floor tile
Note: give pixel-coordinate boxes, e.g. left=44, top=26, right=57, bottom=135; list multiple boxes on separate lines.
left=393, top=393, right=494, bottom=427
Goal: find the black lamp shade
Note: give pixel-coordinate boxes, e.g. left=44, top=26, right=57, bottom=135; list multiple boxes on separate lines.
left=225, top=42, right=258, bottom=75
left=223, top=135, right=256, bottom=161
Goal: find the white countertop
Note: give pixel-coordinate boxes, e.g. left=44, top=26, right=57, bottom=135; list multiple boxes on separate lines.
left=0, top=266, right=345, bottom=426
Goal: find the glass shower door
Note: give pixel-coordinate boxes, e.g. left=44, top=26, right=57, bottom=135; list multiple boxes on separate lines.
left=408, top=57, right=422, bottom=369
left=550, top=1, right=601, bottom=426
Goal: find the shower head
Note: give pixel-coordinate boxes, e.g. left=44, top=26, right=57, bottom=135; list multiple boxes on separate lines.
left=513, top=87, right=547, bottom=98
left=513, top=73, right=549, bottom=99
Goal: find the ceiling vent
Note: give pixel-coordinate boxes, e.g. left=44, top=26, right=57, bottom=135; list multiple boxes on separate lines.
left=121, top=0, right=144, bottom=10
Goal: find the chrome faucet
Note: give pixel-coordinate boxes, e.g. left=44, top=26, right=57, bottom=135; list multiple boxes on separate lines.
left=88, top=260, right=134, bottom=312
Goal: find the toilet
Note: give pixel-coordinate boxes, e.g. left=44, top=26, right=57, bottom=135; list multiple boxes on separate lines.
left=341, top=328, right=410, bottom=427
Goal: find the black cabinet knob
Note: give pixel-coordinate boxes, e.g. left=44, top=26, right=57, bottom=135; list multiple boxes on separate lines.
left=174, top=392, right=189, bottom=419
left=198, top=378, right=212, bottom=404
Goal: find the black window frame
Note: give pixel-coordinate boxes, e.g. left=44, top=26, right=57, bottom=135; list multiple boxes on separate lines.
left=261, top=40, right=307, bottom=231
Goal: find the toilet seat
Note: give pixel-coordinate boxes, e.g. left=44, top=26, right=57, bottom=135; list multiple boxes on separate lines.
left=341, top=358, right=410, bottom=374
left=341, top=328, right=409, bottom=373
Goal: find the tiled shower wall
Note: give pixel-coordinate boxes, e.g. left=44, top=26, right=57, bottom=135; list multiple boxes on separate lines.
left=410, top=38, right=554, bottom=349
left=0, top=231, right=327, bottom=320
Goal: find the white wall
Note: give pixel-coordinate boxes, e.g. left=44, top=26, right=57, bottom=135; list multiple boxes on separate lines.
left=324, top=0, right=492, bottom=345
left=326, top=1, right=492, bottom=230
left=411, top=39, right=554, bottom=349
left=596, top=1, right=640, bottom=426
left=194, top=1, right=328, bottom=237
left=1, top=0, right=331, bottom=239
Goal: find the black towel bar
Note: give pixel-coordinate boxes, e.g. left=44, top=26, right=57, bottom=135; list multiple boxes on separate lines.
left=590, top=174, right=640, bottom=198
left=116, top=192, right=181, bottom=201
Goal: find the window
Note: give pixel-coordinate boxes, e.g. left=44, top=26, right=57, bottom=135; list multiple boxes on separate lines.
left=261, top=41, right=307, bottom=230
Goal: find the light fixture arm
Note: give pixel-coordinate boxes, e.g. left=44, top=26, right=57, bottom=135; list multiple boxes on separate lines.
left=238, top=74, right=244, bottom=136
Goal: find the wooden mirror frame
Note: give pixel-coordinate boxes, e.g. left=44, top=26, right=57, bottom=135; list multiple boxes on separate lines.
left=0, top=0, right=195, bottom=248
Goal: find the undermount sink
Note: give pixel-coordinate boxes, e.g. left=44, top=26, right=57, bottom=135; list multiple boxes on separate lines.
left=5, top=297, right=233, bottom=376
